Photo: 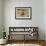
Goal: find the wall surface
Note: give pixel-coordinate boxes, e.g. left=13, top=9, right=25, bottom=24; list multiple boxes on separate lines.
left=32, top=0, right=45, bottom=40
left=3, top=0, right=45, bottom=40
left=45, top=0, right=46, bottom=40
left=0, top=0, right=3, bottom=38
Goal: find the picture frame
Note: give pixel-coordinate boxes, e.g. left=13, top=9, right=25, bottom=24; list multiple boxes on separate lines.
left=15, top=7, right=32, bottom=19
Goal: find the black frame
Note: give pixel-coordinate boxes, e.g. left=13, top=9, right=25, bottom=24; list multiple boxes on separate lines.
left=15, top=7, right=32, bottom=20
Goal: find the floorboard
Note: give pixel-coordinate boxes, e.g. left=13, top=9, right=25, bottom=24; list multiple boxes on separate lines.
left=0, top=40, right=46, bottom=46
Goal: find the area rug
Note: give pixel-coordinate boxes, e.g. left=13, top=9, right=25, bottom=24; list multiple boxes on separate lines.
left=6, top=44, right=42, bottom=46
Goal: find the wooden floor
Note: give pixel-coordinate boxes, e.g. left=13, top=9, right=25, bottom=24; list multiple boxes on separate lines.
left=9, top=40, right=46, bottom=46
left=0, top=40, right=46, bottom=46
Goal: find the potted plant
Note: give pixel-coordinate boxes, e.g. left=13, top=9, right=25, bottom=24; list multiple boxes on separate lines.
left=0, top=26, right=7, bottom=44
left=3, top=32, right=6, bottom=39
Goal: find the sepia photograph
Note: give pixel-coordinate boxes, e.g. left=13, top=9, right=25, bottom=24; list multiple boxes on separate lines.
left=15, top=7, right=32, bottom=19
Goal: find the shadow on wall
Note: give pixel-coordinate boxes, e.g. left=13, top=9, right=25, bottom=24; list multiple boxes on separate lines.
left=0, top=31, right=3, bottom=39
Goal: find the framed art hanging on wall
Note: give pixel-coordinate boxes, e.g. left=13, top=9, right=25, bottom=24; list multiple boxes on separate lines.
left=15, top=7, right=32, bottom=19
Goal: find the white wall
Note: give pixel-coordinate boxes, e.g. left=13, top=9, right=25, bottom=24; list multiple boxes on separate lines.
left=0, top=0, right=2, bottom=29
left=45, top=0, right=46, bottom=40
left=3, top=0, right=45, bottom=40
left=32, top=0, right=45, bottom=40
left=0, top=0, right=3, bottom=38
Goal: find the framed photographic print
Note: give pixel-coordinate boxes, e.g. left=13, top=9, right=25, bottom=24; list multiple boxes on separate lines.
left=15, top=7, right=32, bottom=19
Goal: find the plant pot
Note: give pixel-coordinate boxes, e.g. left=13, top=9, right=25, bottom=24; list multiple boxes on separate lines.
left=0, top=39, right=7, bottom=44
